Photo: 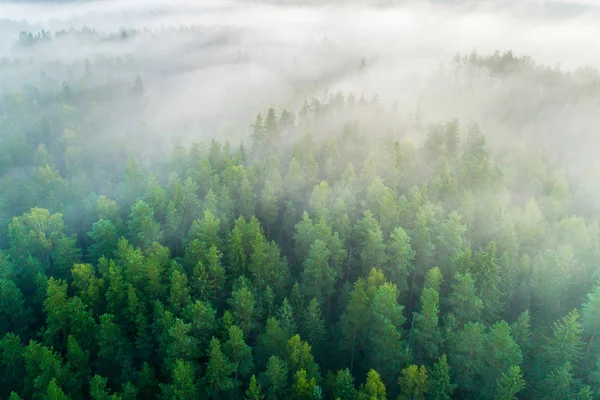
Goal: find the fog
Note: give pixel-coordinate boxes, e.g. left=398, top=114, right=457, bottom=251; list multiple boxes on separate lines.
left=1, top=0, right=599, bottom=165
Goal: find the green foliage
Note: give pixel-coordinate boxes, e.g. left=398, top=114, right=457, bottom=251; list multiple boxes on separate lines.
left=65, top=335, right=90, bottom=396
left=542, top=363, right=592, bottom=400
left=447, top=322, right=485, bottom=396
left=260, top=180, right=278, bottom=237
left=45, top=378, right=69, bottom=400
left=412, top=286, right=442, bottom=362
left=224, top=325, right=254, bottom=378
left=0, top=57, right=599, bottom=400
left=543, top=310, right=584, bottom=370
left=261, top=355, right=289, bottom=400
left=127, top=200, right=163, bottom=250
left=0, top=278, right=33, bottom=337
left=582, top=284, right=600, bottom=363
left=96, top=313, right=131, bottom=385
left=385, top=227, right=415, bottom=295
left=88, top=219, right=119, bottom=260
left=229, top=283, right=258, bottom=337
left=159, top=359, right=198, bottom=400
left=202, top=338, right=238, bottom=398
left=358, top=369, right=386, bottom=400
left=23, top=341, right=67, bottom=399
left=448, top=272, right=483, bottom=324
left=495, top=366, right=525, bottom=400
left=398, top=365, right=429, bottom=400
left=302, top=239, right=336, bottom=304
left=428, top=355, right=456, bottom=400
left=332, top=368, right=357, bottom=400
left=511, top=310, right=532, bottom=357
left=286, top=334, right=320, bottom=381
left=257, top=316, right=289, bottom=364
left=293, top=368, right=318, bottom=400
left=246, top=374, right=265, bottom=400
left=71, top=263, right=105, bottom=314
left=301, top=298, right=326, bottom=353
left=356, top=211, right=388, bottom=274
left=0, top=333, right=26, bottom=396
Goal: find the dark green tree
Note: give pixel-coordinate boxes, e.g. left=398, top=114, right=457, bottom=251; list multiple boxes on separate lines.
left=428, top=355, right=456, bottom=400
left=224, top=325, right=254, bottom=379
left=202, top=338, right=238, bottom=398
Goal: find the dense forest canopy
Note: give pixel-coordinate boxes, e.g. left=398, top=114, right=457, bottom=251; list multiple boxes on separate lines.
left=0, top=0, right=600, bottom=399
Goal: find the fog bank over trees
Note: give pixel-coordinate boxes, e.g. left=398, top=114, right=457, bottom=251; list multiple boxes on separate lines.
left=0, top=1, right=599, bottom=399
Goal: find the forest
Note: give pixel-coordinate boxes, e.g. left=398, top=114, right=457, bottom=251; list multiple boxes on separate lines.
left=1, top=1, right=600, bottom=400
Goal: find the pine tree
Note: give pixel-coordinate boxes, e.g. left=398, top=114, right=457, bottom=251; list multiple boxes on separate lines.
left=203, top=338, right=238, bottom=398
left=246, top=375, right=265, bottom=400
left=64, top=335, right=90, bottom=396
left=277, top=298, right=297, bottom=337
left=286, top=335, right=319, bottom=380
left=356, top=211, right=388, bottom=274
left=159, top=360, right=197, bottom=400
left=472, top=242, right=504, bottom=322
left=447, top=322, right=485, bottom=395
left=90, top=375, right=114, bottom=400
left=301, top=298, right=326, bottom=352
left=224, top=325, right=254, bottom=379
left=428, top=355, right=456, bottom=400
left=261, top=356, right=289, bottom=400
left=87, top=220, right=119, bottom=261
left=448, top=272, right=483, bottom=324
left=543, top=310, right=584, bottom=370
left=168, top=268, right=191, bottom=315
left=292, top=369, right=318, bottom=400
left=385, top=227, right=415, bottom=295
left=279, top=109, right=295, bottom=133
left=0, top=333, right=26, bottom=395
left=358, top=369, right=386, bottom=400
left=333, top=368, right=357, bottom=400
left=511, top=310, right=532, bottom=357
left=183, top=300, right=217, bottom=347
left=302, top=240, right=335, bottom=305
left=127, top=200, right=162, bottom=250
left=265, top=108, right=278, bottom=137
left=229, top=284, right=257, bottom=337
left=398, top=365, right=429, bottom=400
left=45, top=378, right=69, bottom=400
left=412, top=286, right=442, bottom=362
left=542, top=363, right=592, bottom=400
left=484, top=321, right=522, bottom=395
left=494, top=366, right=525, bottom=400
left=165, top=319, right=199, bottom=370
left=252, top=113, right=265, bottom=153
left=23, top=341, right=67, bottom=399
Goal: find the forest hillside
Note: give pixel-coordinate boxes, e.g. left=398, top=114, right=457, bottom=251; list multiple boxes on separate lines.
left=0, top=1, right=600, bottom=399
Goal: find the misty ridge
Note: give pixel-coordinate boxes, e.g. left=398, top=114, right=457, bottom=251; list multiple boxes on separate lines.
left=2, top=0, right=600, bottom=209
left=1, top=0, right=600, bottom=400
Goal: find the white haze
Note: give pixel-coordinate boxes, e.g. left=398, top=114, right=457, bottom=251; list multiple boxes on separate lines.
left=0, top=0, right=599, bottom=173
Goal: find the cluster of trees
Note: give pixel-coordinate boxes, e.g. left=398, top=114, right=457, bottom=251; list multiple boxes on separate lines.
left=13, top=27, right=234, bottom=49
left=1, top=47, right=600, bottom=400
